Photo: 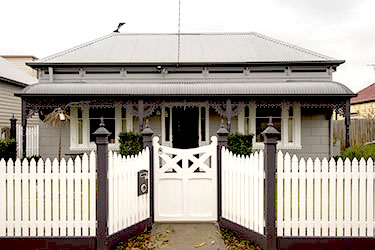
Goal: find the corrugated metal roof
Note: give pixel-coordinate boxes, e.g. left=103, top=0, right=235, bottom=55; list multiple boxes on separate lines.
left=0, top=57, right=38, bottom=86
left=35, top=33, right=338, bottom=64
left=19, top=80, right=354, bottom=96
left=351, top=83, right=375, bottom=104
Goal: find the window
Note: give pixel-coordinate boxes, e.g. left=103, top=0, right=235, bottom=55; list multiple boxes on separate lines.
left=121, top=107, right=126, bottom=132
left=89, top=108, right=115, bottom=143
left=70, top=106, right=133, bottom=151
left=238, top=102, right=301, bottom=149
left=78, top=108, right=83, bottom=144
left=256, top=107, right=281, bottom=142
left=244, top=106, right=250, bottom=134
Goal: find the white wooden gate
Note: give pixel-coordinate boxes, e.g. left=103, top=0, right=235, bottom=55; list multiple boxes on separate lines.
left=153, top=136, right=217, bottom=222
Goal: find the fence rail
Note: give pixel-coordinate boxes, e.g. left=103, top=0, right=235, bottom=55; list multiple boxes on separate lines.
left=108, top=149, right=150, bottom=235
left=221, top=148, right=264, bottom=235
left=0, top=152, right=96, bottom=237
left=277, top=152, right=375, bottom=237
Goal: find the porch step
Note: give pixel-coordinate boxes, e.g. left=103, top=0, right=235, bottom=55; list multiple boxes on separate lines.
left=149, top=223, right=226, bottom=249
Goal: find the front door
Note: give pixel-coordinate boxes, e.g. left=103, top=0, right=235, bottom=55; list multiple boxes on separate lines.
left=172, top=107, right=199, bottom=149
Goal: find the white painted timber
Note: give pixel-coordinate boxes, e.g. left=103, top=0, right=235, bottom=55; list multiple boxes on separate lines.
left=277, top=153, right=375, bottom=237
left=0, top=153, right=96, bottom=237
left=154, top=136, right=217, bottom=222
left=107, top=148, right=150, bottom=235
left=221, top=148, right=264, bottom=235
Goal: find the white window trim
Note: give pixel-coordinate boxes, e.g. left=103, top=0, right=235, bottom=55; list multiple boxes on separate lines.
left=198, top=102, right=210, bottom=146
left=70, top=105, right=133, bottom=151
left=238, top=102, right=301, bottom=150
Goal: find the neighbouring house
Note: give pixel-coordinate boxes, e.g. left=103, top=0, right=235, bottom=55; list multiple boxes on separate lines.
left=1, top=55, right=38, bottom=78
left=350, top=83, right=375, bottom=119
left=0, top=56, right=38, bottom=156
left=17, top=32, right=354, bottom=159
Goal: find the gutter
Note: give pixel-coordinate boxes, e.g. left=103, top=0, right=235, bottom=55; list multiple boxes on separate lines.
left=26, top=60, right=346, bottom=69
left=0, top=76, right=28, bottom=88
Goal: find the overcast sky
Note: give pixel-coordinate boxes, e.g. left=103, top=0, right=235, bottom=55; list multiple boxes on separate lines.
left=1, top=0, right=374, bottom=92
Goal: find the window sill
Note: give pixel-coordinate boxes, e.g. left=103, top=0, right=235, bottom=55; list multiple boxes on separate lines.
left=252, top=143, right=302, bottom=150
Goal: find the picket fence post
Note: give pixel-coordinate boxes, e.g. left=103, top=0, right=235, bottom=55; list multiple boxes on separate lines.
left=262, top=120, right=280, bottom=250
left=141, top=119, right=154, bottom=224
left=217, top=120, right=229, bottom=220
left=93, top=118, right=111, bottom=250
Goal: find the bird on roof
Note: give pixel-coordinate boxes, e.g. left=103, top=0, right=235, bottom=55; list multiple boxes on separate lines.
left=113, top=22, right=125, bottom=33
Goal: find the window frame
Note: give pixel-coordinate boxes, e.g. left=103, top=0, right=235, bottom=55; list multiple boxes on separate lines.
left=238, top=102, right=301, bottom=150
left=70, top=105, right=133, bottom=151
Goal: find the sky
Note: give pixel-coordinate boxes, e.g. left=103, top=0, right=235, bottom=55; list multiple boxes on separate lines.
left=0, top=0, right=374, bottom=92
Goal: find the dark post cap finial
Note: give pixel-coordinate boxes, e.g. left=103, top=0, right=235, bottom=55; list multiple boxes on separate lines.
left=217, top=119, right=229, bottom=136
left=93, top=116, right=111, bottom=137
left=261, top=118, right=280, bottom=143
left=10, top=114, right=17, bottom=121
left=268, top=117, right=273, bottom=126
left=141, top=119, right=154, bottom=136
left=99, top=116, right=105, bottom=127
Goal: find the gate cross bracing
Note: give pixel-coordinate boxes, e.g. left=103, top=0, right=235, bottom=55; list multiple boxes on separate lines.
left=153, top=136, right=217, bottom=222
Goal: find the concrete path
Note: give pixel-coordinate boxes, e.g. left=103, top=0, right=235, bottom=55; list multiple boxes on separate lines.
left=148, top=223, right=226, bottom=249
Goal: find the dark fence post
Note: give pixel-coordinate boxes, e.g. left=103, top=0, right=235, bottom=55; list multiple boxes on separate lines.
left=345, top=99, right=350, bottom=148
left=262, top=120, right=280, bottom=250
left=141, top=119, right=154, bottom=224
left=93, top=118, right=111, bottom=250
left=21, top=99, right=27, bottom=158
left=10, top=114, right=17, bottom=140
left=216, top=120, right=229, bottom=220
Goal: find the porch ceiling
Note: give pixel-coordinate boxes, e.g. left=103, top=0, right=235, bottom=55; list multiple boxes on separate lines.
left=17, top=80, right=354, bottom=97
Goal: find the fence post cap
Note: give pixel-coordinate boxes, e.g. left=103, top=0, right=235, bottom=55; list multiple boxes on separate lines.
left=92, top=117, right=111, bottom=137
left=141, top=119, right=154, bottom=136
left=261, top=119, right=280, bottom=143
left=217, top=119, right=229, bottom=136
left=10, top=114, right=17, bottom=121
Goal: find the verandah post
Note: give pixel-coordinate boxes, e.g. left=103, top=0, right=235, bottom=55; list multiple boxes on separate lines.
left=93, top=118, right=111, bottom=250
left=216, top=119, right=229, bottom=220
left=262, top=119, right=280, bottom=250
left=141, top=119, right=154, bottom=224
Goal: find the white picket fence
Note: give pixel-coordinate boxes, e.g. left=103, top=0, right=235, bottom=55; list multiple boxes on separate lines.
left=221, top=148, right=264, bottom=235
left=0, top=152, right=96, bottom=237
left=16, top=124, right=39, bottom=157
left=107, top=149, right=150, bottom=235
left=277, top=152, right=375, bottom=237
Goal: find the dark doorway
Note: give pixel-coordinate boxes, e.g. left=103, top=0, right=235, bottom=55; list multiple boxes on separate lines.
left=172, top=107, right=199, bottom=149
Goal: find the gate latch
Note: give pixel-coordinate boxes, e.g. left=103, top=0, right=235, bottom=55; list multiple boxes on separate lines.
left=137, top=170, right=149, bottom=196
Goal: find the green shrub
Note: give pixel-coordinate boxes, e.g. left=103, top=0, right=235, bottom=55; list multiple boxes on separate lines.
left=0, top=139, right=17, bottom=161
left=22, top=155, right=42, bottom=162
left=119, top=132, right=144, bottom=156
left=338, top=144, right=375, bottom=161
left=227, top=133, right=253, bottom=156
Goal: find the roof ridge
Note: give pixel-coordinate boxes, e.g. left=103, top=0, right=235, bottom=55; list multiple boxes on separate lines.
left=40, top=33, right=115, bottom=62
left=251, top=32, right=335, bottom=60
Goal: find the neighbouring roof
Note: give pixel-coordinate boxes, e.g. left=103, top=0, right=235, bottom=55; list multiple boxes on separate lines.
left=0, top=57, right=38, bottom=87
left=351, top=83, right=375, bottom=104
left=29, top=33, right=342, bottom=65
left=17, top=80, right=354, bottom=97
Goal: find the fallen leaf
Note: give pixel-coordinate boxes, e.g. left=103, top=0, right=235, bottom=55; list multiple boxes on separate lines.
left=166, top=229, right=171, bottom=233
left=195, top=241, right=206, bottom=248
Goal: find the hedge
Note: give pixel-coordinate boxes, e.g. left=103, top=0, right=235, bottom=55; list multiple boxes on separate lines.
left=119, top=132, right=144, bottom=157
left=0, top=139, right=17, bottom=161
left=227, top=133, right=254, bottom=156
